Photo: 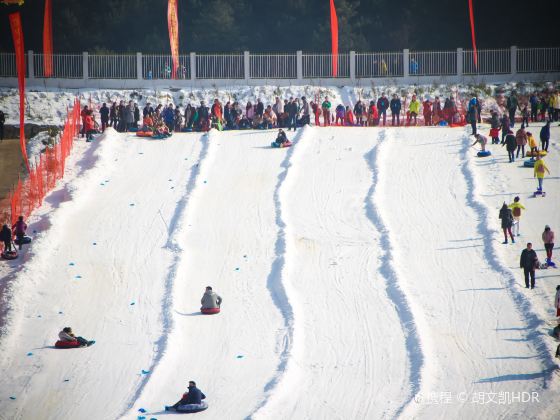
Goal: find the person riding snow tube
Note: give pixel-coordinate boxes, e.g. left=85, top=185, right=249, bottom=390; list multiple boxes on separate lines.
left=55, top=327, right=95, bottom=348
left=166, top=381, right=208, bottom=413
left=271, top=129, right=292, bottom=148
left=201, top=286, right=222, bottom=314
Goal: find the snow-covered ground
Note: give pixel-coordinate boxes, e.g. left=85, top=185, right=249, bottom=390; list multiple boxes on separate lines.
left=0, top=121, right=559, bottom=419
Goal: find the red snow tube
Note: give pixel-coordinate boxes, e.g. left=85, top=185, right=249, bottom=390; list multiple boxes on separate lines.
left=489, top=128, right=500, bottom=137
left=55, top=340, right=81, bottom=348
left=1, top=250, right=17, bottom=260
left=201, top=307, right=220, bottom=315
left=136, top=131, right=153, bottom=138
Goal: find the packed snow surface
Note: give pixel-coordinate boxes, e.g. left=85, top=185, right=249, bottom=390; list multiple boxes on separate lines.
left=0, top=123, right=559, bottom=419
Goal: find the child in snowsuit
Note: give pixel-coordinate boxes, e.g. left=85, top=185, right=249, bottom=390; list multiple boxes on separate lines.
left=542, top=225, right=555, bottom=265
left=508, top=197, right=525, bottom=237
left=527, top=132, right=538, bottom=156
left=12, top=216, right=27, bottom=250
left=499, top=203, right=515, bottom=244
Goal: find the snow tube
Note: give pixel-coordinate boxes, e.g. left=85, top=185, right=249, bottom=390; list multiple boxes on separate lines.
left=201, top=307, right=220, bottom=315
left=1, top=250, right=17, bottom=260
left=523, top=159, right=536, bottom=168
left=477, top=150, right=492, bottom=157
left=176, top=401, right=208, bottom=413
left=525, top=150, right=547, bottom=157
left=271, top=141, right=292, bottom=148
left=136, top=131, right=153, bottom=138
left=14, top=236, right=31, bottom=245
left=55, top=340, right=81, bottom=349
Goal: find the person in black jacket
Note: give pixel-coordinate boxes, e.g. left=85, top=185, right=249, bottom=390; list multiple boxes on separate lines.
left=506, top=92, right=519, bottom=128
left=167, top=381, right=207, bottom=410
left=0, top=224, right=12, bottom=253
left=540, top=121, right=550, bottom=152
left=0, top=109, right=5, bottom=141
left=196, top=102, right=209, bottom=131
left=520, top=243, right=538, bottom=289
left=99, top=103, right=109, bottom=132
left=390, top=94, right=401, bottom=126
left=377, top=93, right=389, bottom=126
left=256, top=99, right=264, bottom=117
left=286, top=98, right=298, bottom=131
left=499, top=203, right=515, bottom=244
left=354, top=100, right=364, bottom=126
left=501, top=130, right=517, bottom=162
left=109, top=102, right=118, bottom=128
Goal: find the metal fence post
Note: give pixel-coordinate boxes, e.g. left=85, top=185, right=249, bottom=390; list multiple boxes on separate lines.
left=190, top=52, right=196, bottom=80
left=403, top=49, right=409, bottom=78
left=350, top=51, right=356, bottom=81
left=137, top=52, right=142, bottom=80
left=28, top=50, right=34, bottom=81
left=511, top=46, right=517, bottom=75
left=244, top=51, right=250, bottom=82
left=457, top=48, right=463, bottom=79
left=297, top=50, right=303, bottom=82
left=83, top=52, right=88, bottom=80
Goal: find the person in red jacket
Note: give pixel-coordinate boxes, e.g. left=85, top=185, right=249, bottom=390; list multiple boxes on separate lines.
left=84, top=110, right=97, bottom=142
left=211, top=99, right=223, bottom=123
left=80, top=105, right=89, bottom=138
left=12, top=215, right=27, bottom=250
left=345, top=106, right=355, bottom=126
left=368, top=101, right=379, bottom=126
left=311, top=101, right=321, bottom=126
left=423, top=98, right=433, bottom=126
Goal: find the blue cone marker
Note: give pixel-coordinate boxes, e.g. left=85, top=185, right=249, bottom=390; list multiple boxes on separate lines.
left=236, top=355, right=244, bottom=359
left=75, top=275, right=82, bottom=279
left=69, top=262, right=75, bottom=266
left=58, top=311, right=63, bottom=315
left=27, top=352, right=33, bottom=356
left=130, top=203, right=135, bottom=207
left=9, top=396, right=16, bottom=400
left=235, top=267, right=240, bottom=271
left=93, top=242, right=97, bottom=245
left=130, top=302, right=136, bottom=306
left=141, top=370, right=150, bottom=374
left=138, top=408, right=147, bottom=413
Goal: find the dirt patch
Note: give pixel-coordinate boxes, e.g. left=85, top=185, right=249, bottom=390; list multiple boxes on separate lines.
left=0, top=139, right=24, bottom=221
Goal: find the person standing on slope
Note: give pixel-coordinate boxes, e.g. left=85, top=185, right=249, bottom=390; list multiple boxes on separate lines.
left=508, top=196, right=525, bottom=237
left=322, top=97, right=332, bottom=127
left=555, top=285, right=560, bottom=317
left=390, top=94, right=401, bottom=126
left=515, top=125, right=527, bottom=158
left=520, top=243, right=538, bottom=289
left=499, top=203, right=515, bottom=244
left=533, top=155, right=550, bottom=192
left=506, top=92, right=519, bottom=127
left=408, top=95, right=420, bottom=126
left=423, top=97, right=433, bottom=126
left=542, top=225, right=555, bottom=266
left=377, top=93, right=389, bottom=126
left=99, top=103, right=109, bottom=132
left=501, top=129, right=517, bottom=163
left=540, top=121, right=551, bottom=152
left=0, top=224, right=13, bottom=253
left=12, top=216, right=27, bottom=250
left=201, top=286, right=222, bottom=310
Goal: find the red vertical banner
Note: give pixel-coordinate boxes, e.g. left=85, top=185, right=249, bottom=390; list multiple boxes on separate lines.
left=330, top=0, right=339, bottom=77
left=167, top=0, right=179, bottom=79
left=43, top=0, right=53, bottom=77
left=9, top=12, right=30, bottom=173
left=468, top=0, right=478, bottom=69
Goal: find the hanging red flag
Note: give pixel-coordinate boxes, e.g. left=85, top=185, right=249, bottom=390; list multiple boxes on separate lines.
left=468, top=0, right=478, bottom=69
left=9, top=12, right=30, bottom=173
left=167, top=0, right=179, bottom=79
left=43, top=0, right=53, bottom=77
left=330, top=0, right=339, bottom=77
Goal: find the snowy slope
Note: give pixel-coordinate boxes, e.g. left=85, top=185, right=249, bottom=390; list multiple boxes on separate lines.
left=0, top=124, right=559, bottom=420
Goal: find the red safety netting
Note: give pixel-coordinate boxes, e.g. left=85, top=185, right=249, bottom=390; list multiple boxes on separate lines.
left=1, top=99, right=80, bottom=227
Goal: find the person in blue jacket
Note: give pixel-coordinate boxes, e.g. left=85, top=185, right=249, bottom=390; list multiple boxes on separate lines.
left=540, top=121, right=550, bottom=151
left=390, top=94, right=401, bottom=126
left=162, top=104, right=175, bottom=132
left=167, top=381, right=207, bottom=411
left=529, top=93, right=538, bottom=122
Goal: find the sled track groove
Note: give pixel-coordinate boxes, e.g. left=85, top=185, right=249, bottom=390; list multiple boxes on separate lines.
left=119, top=132, right=211, bottom=417
left=459, top=129, right=556, bottom=385
left=364, top=128, right=424, bottom=418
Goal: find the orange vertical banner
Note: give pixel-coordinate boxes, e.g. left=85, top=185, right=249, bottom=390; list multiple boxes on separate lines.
left=9, top=12, right=30, bottom=173
left=167, top=0, right=179, bottom=79
left=330, top=0, right=339, bottom=77
left=468, top=0, right=478, bottom=69
left=43, top=0, right=53, bottom=77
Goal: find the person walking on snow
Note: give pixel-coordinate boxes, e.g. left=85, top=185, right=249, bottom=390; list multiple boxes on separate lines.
left=501, top=130, right=517, bottom=163
left=520, top=243, right=538, bottom=289
left=508, top=196, right=525, bottom=237
left=533, top=155, right=550, bottom=192
left=499, top=203, right=515, bottom=244
left=201, top=286, right=222, bottom=310
left=515, top=125, right=527, bottom=158
left=540, top=121, right=550, bottom=152
left=542, top=225, right=555, bottom=266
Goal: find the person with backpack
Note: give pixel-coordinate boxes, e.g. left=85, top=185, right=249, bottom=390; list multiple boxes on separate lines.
left=390, top=94, right=401, bottom=126
left=542, top=225, right=555, bottom=266
left=499, top=203, right=515, bottom=244
left=508, top=196, right=525, bottom=237
left=520, top=243, right=538, bottom=289
left=540, top=121, right=551, bottom=152
left=501, top=129, right=517, bottom=162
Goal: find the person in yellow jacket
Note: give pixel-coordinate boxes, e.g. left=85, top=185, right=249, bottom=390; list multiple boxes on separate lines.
left=408, top=95, right=420, bottom=126
left=534, top=155, right=550, bottom=191
left=527, top=131, right=538, bottom=156
left=508, top=196, right=526, bottom=237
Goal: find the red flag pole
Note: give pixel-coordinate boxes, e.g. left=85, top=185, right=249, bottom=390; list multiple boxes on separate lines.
left=167, top=0, right=179, bottom=80
left=9, top=12, right=30, bottom=173
left=43, top=0, right=53, bottom=77
left=330, top=0, right=339, bottom=77
left=468, top=0, right=478, bottom=70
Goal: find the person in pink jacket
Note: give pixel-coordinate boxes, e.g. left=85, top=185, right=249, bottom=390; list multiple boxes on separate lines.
left=542, top=225, right=555, bottom=266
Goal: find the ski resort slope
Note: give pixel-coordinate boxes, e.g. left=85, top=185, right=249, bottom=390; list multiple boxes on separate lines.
left=0, top=125, right=559, bottom=420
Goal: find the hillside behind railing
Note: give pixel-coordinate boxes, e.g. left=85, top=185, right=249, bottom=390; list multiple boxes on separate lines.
left=0, top=47, right=559, bottom=88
